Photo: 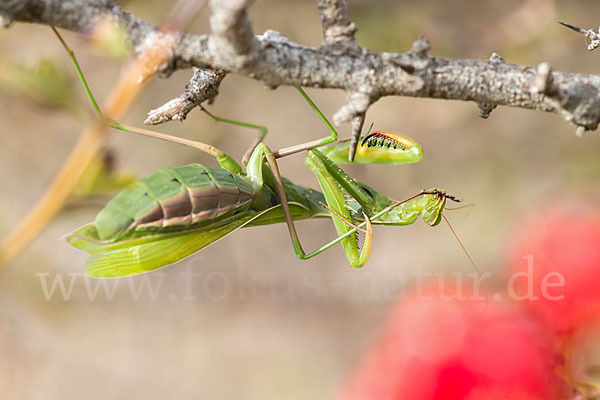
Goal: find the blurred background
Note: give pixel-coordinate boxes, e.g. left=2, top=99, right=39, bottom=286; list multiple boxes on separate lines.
left=1, top=0, right=600, bottom=398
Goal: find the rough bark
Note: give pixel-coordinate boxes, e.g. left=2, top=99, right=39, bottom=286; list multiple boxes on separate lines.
left=3, top=0, right=599, bottom=157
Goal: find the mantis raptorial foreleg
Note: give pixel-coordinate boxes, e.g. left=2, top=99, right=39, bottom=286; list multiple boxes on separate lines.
left=247, top=143, right=373, bottom=267
left=192, top=89, right=378, bottom=266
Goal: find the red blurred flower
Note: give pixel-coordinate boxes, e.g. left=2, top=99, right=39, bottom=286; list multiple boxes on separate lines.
left=508, top=205, right=600, bottom=331
left=339, top=289, right=565, bottom=400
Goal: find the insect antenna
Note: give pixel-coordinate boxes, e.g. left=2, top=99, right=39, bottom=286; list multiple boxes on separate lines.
left=445, top=203, right=475, bottom=223
left=445, top=203, right=474, bottom=211
left=442, top=214, right=479, bottom=275
left=443, top=214, right=489, bottom=316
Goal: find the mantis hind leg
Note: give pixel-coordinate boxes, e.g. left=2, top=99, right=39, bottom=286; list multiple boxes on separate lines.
left=61, top=18, right=335, bottom=175
left=198, top=105, right=268, bottom=167
left=52, top=28, right=244, bottom=175
left=198, top=87, right=340, bottom=161
left=272, top=87, right=340, bottom=158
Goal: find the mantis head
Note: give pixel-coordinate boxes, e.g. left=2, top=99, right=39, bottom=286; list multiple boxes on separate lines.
left=421, top=189, right=462, bottom=226
left=349, top=188, right=462, bottom=227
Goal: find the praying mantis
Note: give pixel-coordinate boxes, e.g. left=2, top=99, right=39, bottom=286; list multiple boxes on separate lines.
left=54, top=28, right=462, bottom=278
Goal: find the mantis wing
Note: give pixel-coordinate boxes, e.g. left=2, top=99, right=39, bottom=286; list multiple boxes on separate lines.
left=67, top=203, right=314, bottom=278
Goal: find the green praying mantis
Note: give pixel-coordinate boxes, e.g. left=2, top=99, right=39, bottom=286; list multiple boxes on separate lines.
left=53, top=28, right=464, bottom=278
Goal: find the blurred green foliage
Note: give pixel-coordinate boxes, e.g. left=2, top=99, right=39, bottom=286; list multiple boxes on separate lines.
left=0, top=58, right=78, bottom=112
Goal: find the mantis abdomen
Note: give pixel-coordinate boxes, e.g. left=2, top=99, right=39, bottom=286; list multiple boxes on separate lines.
left=94, top=164, right=255, bottom=241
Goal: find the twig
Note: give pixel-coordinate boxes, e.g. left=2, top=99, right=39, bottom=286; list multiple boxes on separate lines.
left=145, top=67, right=226, bottom=124
left=559, top=21, right=600, bottom=51
left=317, top=0, right=357, bottom=46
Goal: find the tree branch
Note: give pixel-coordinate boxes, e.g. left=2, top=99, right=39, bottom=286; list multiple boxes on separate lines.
left=145, top=67, right=226, bottom=124
left=317, top=0, right=357, bottom=46
left=4, top=0, right=600, bottom=148
left=316, top=0, right=362, bottom=160
left=208, top=0, right=256, bottom=71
